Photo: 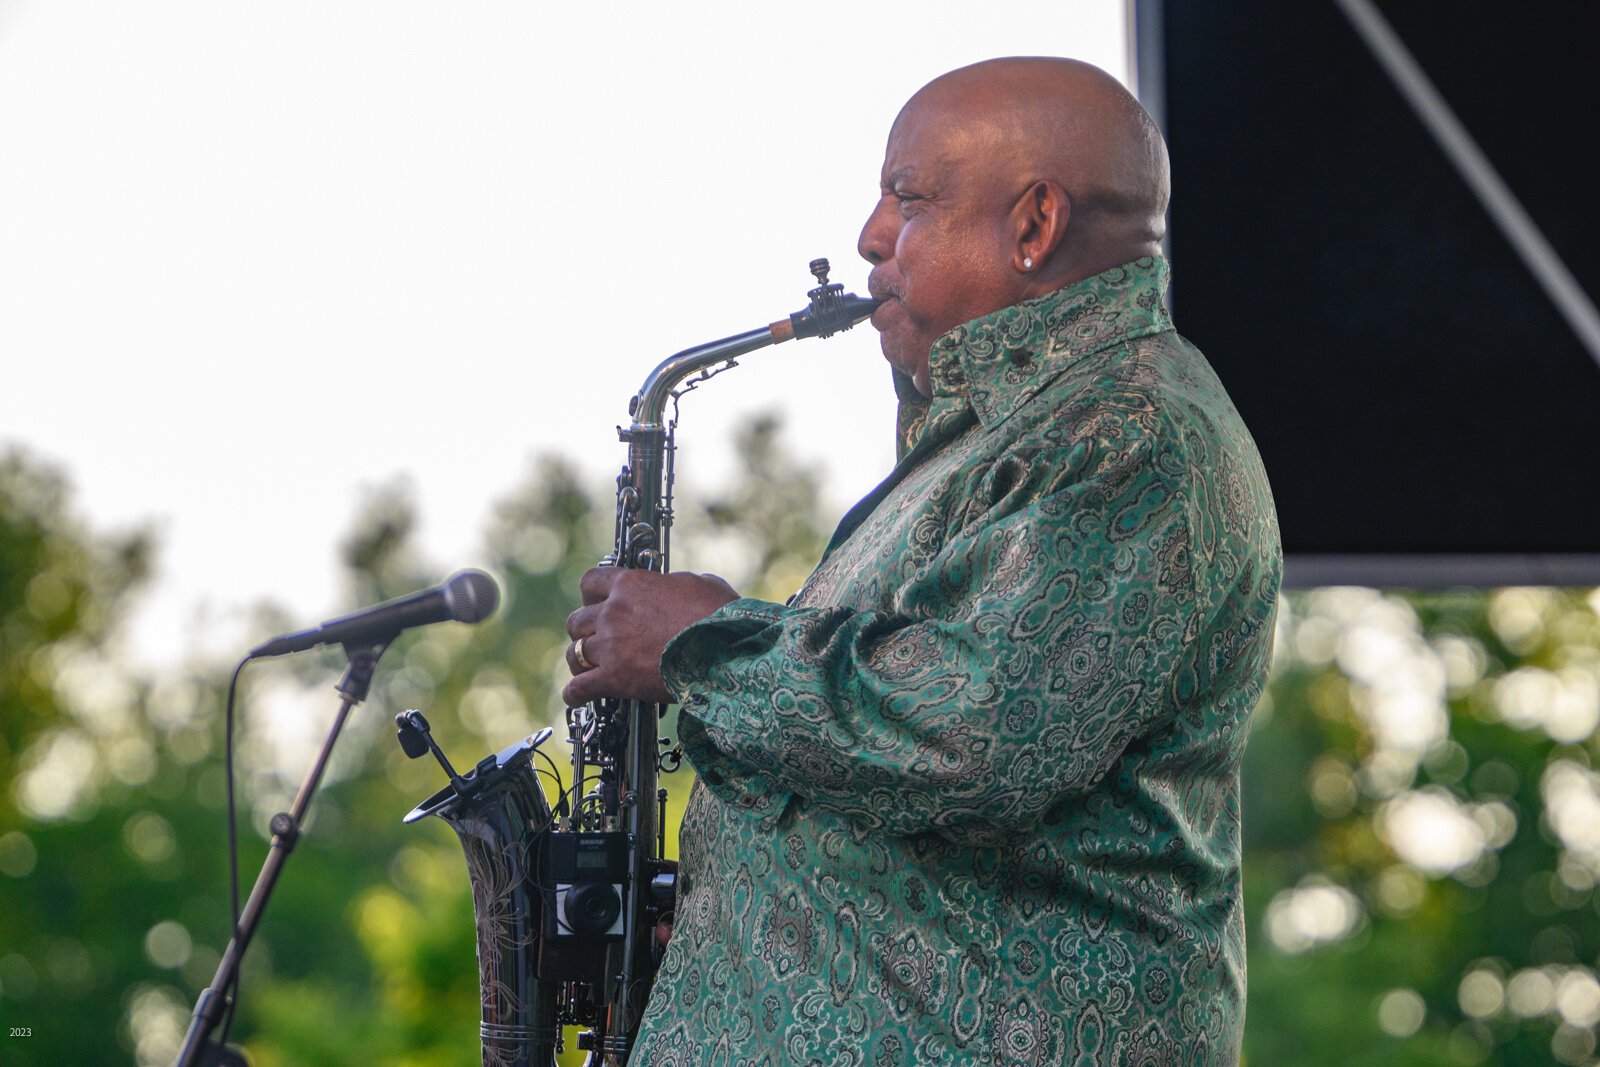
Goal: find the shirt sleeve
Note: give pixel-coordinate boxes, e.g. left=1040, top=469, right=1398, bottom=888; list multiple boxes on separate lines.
left=660, top=426, right=1218, bottom=847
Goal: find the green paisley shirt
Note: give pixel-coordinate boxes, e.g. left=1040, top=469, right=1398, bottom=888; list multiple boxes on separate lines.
left=640, top=257, right=1281, bottom=1066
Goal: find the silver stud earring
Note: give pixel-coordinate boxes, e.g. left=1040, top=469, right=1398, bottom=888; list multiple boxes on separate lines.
left=1022, top=257, right=1034, bottom=271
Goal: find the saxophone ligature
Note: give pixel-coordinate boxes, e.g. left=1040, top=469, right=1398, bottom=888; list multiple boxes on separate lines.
left=400, top=261, right=877, bottom=1066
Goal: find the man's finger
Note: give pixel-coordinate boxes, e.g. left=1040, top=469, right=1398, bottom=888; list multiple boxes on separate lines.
left=578, top=566, right=621, bottom=605
left=562, top=669, right=600, bottom=708
left=566, top=604, right=598, bottom=641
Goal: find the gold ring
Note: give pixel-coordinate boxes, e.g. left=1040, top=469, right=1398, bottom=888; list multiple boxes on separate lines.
left=574, top=636, right=595, bottom=672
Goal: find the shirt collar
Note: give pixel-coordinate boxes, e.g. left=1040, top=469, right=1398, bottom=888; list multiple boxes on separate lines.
left=901, top=256, right=1173, bottom=447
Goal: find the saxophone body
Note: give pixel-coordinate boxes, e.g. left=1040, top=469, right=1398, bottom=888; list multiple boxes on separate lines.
left=404, top=732, right=561, bottom=1066
left=404, top=261, right=877, bottom=1065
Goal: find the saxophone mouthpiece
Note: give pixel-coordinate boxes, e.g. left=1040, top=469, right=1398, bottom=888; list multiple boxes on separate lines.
left=773, top=257, right=881, bottom=342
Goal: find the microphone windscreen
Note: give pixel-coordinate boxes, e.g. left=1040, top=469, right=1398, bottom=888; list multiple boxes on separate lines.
left=443, top=569, right=500, bottom=624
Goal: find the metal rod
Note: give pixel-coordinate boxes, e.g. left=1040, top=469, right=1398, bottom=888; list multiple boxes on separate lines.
left=175, top=694, right=361, bottom=1067
left=1332, top=0, right=1600, bottom=372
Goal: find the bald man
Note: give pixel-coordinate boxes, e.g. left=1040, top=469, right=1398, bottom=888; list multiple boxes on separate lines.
left=566, top=58, right=1280, bottom=1065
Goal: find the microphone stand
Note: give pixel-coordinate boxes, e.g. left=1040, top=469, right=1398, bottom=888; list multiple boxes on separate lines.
left=174, top=640, right=391, bottom=1067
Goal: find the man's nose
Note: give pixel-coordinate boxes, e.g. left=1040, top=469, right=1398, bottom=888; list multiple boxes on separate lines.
left=857, top=198, right=894, bottom=266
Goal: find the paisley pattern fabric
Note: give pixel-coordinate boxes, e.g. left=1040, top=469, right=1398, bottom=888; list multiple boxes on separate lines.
left=638, top=257, right=1281, bottom=1065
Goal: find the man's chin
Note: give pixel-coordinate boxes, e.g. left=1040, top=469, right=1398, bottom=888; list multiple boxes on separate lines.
left=881, top=352, right=932, bottom=397
left=876, top=329, right=909, bottom=366
left=880, top=348, right=915, bottom=381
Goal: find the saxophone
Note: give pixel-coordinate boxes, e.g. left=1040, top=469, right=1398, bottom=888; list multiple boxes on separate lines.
left=401, top=261, right=877, bottom=1066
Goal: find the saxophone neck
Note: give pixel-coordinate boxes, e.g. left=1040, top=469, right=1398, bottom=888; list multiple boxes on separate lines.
left=630, top=325, right=779, bottom=429
left=629, top=260, right=880, bottom=427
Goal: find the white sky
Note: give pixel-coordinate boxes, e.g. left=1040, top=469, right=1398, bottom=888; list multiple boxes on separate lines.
left=0, top=0, right=1128, bottom=669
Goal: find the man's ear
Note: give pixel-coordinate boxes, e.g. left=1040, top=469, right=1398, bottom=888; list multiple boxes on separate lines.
left=1010, top=180, right=1070, bottom=274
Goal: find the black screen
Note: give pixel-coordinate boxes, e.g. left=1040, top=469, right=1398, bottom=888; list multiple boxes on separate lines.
left=1138, top=1, right=1600, bottom=582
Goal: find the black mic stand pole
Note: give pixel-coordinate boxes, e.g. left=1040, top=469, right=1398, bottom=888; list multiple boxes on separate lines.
left=174, top=640, right=391, bottom=1067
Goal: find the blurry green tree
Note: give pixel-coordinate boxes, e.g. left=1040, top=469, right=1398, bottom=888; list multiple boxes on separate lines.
left=1243, top=586, right=1600, bottom=1067
left=3, top=429, right=1599, bottom=1066
left=0, top=414, right=831, bottom=1067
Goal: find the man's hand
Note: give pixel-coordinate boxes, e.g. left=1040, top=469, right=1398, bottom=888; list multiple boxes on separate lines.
left=562, top=568, right=739, bottom=707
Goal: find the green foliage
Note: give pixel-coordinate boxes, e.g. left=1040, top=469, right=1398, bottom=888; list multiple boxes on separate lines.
left=1243, top=587, right=1600, bottom=1067
left=0, top=419, right=834, bottom=1066
left=690, top=413, right=832, bottom=602
left=0, top=448, right=170, bottom=1064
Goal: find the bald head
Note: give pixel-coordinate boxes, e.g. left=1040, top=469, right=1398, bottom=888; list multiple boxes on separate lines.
left=903, top=57, right=1170, bottom=273
left=860, top=57, right=1171, bottom=395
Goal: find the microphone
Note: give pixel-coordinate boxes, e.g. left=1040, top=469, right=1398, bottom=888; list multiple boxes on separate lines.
left=250, top=569, right=500, bottom=658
